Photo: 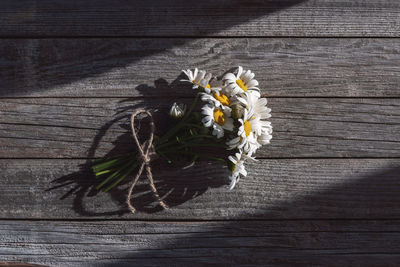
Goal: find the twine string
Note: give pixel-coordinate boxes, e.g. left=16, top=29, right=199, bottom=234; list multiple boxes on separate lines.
left=126, top=109, right=168, bottom=213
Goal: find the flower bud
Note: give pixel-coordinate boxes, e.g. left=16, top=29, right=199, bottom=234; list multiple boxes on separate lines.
left=169, top=102, right=186, bottom=119
left=231, top=104, right=244, bottom=120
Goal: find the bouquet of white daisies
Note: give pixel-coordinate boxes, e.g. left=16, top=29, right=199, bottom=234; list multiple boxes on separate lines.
left=93, top=66, right=272, bottom=197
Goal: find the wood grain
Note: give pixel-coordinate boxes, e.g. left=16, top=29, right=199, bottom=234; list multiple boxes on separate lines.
left=1, top=159, right=399, bottom=219
left=2, top=0, right=399, bottom=265
left=2, top=219, right=400, bottom=266
left=1, top=97, right=399, bottom=158
left=2, top=38, right=400, bottom=97
left=0, top=0, right=399, bottom=37
left=0, top=264, right=45, bottom=267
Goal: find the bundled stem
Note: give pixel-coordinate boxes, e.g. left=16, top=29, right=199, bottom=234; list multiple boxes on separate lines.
left=93, top=91, right=227, bottom=192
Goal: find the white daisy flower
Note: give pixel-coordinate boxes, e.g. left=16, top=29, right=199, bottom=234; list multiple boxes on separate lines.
left=201, top=104, right=234, bottom=138
left=228, top=152, right=257, bottom=190
left=227, top=135, right=260, bottom=157
left=200, top=89, right=231, bottom=110
left=227, top=108, right=262, bottom=156
left=182, top=68, right=212, bottom=90
left=258, top=119, right=273, bottom=144
left=223, top=66, right=260, bottom=97
left=237, top=92, right=271, bottom=119
left=258, top=127, right=273, bottom=145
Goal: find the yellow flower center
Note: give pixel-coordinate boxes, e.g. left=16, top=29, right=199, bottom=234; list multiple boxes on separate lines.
left=231, top=164, right=236, bottom=172
left=213, top=92, right=230, bottom=106
left=244, top=120, right=251, bottom=137
left=236, top=79, right=248, bottom=92
left=213, top=109, right=226, bottom=126
left=192, top=80, right=210, bottom=89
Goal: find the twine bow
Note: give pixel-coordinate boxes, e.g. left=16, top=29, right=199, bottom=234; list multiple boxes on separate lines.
left=126, top=109, right=168, bottom=213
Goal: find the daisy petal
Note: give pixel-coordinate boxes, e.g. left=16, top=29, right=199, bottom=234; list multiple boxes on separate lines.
left=237, top=66, right=243, bottom=77
left=223, top=73, right=236, bottom=82
left=246, top=79, right=259, bottom=88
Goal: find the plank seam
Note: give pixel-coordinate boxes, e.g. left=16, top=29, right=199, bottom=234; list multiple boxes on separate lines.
left=1, top=96, right=400, bottom=100
left=2, top=157, right=400, bottom=160
left=0, top=36, right=399, bottom=39
left=2, top=218, right=400, bottom=222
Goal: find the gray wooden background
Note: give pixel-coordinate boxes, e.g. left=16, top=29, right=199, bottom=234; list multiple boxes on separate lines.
left=1, top=1, right=400, bottom=266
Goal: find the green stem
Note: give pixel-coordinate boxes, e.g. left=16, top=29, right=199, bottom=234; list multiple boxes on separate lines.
left=155, top=133, right=216, bottom=151
left=182, top=92, right=200, bottom=121
left=96, top=159, right=135, bottom=190
left=103, top=161, right=140, bottom=192
left=182, top=134, right=218, bottom=142
left=157, top=150, right=174, bottom=164
left=93, top=91, right=217, bottom=192
left=182, top=123, right=205, bottom=129
left=154, top=139, right=178, bottom=151
left=166, top=142, right=227, bottom=150
left=92, top=156, right=132, bottom=173
left=184, top=143, right=227, bottom=148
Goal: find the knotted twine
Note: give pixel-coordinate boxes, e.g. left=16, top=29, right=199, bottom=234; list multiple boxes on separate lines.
left=126, top=109, right=168, bottom=213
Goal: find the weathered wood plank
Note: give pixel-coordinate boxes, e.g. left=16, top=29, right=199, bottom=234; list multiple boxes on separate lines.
left=0, top=0, right=399, bottom=37
left=1, top=159, right=400, bottom=219
left=2, top=38, right=400, bottom=97
left=1, top=220, right=400, bottom=266
left=1, top=98, right=399, bottom=158
left=0, top=264, right=44, bottom=267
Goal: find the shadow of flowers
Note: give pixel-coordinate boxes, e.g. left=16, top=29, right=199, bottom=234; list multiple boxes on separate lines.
left=48, top=75, right=227, bottom=216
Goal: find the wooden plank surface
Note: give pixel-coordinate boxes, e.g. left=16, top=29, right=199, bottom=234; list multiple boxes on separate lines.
left=2, top=38, right=400, bottom=97
left=1, top=0, right=399, bottom=265
left=1, top=159, right=399, bottom=219
left=1, top=97, right=399, bottom=158
left=2, top=220, right=400, bottom=266
left=0, top=0, right=399, bottom=37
